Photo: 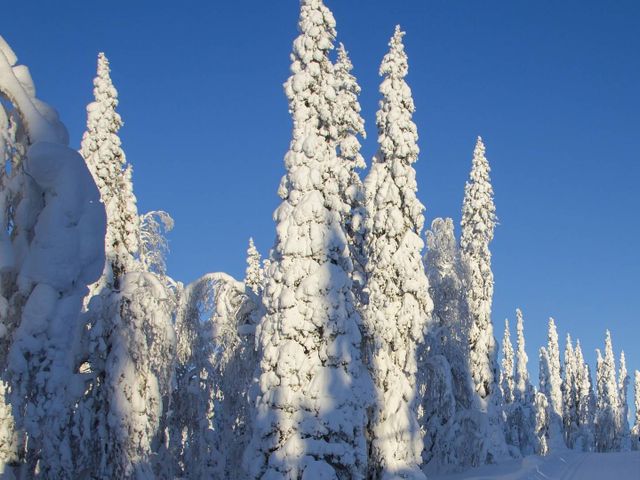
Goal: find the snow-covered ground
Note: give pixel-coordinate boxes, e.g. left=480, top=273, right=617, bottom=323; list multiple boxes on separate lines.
left=428, top=451, right=640, bottom=480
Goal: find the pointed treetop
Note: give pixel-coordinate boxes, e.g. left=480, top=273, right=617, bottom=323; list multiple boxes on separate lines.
left=566, top=333, right=573, bottom=350
left=295, top=0, right=336, bottom=58
left=380, top=25, right=408, bottom=79
left=336, top=42, right=352, bottom=70
left=375, top=24, right=419, bottom=171
left=93, top=52, right=120, bottom=116
left=549, top=317, right=558, bottom=337
left=334, top=41, right=366, bottom=142
left=575, top=339, right=584, bottom=363
left=461, top=136, right=496, bottom=249
left=245, top=237, right=263, bottom=296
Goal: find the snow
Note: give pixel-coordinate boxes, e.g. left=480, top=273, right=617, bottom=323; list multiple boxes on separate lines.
left=428, top=450, right=640, bottom=480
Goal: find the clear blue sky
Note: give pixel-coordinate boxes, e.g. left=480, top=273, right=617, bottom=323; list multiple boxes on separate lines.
left=3, top=1, right=639, bottom=403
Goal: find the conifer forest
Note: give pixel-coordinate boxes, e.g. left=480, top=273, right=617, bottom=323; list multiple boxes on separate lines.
left=0, top=1, right=638, bottom=479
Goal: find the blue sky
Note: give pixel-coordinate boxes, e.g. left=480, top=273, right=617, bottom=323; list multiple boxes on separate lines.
left=3, top=1, right=639, bottom=404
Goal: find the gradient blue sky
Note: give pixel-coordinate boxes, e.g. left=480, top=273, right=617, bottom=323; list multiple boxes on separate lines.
left=3, top=1, right=639, bottom=401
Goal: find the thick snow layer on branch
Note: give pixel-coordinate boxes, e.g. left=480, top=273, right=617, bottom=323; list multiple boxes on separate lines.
left=0, top=35, right=105, bottom=477
left=0, top=38, right=68, bottom=145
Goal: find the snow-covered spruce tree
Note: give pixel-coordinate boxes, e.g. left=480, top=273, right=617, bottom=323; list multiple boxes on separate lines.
left=245, top=237, right=264, bottom=295
left=0, top=37, right=105, bottom=477
left=74, top=53, right=176, bottom=479
left=244, top=1, right=370, bottom=478
left=544, top=318, right=564, bottom=448
left=500, top=319, right=515, bottom=405
left=514, top=310, right=531, bottom=402
left=460, top=136, right=498, bottom=402
left=632, top=370, right=640, bottom=450
left=362, top=25, right=432, bottom=479
left=594, top=332, right=620, bottom=452
left=512, top=309, right=536, bottom=455
left=572, top=340, right=595, bottom=451
left=537, top=347, right=552, bottom=453
left=80, top=52, right=139, bottom=287
left=500, top=319, right=520, bottom=450
left=333, top=43, right=367, bottom=299
left=618, top=351, right=630, bottom=450
left=459, top=137, right=510, bottom=464
left=170, top=273, right=260, bottom=479
left=562, top=334, right=578, bottom=448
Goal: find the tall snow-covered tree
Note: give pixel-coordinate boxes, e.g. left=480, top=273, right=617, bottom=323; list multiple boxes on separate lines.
left=459, top=137, right=510, bottom=464
left=574, top=340, right=595, bottom=451
left=501, top=319, right=522, bottom=453
left=245, top=237, right=263, bottom=295
left=460, top=136, right=498, bottom=402
left=0, top=36, right=105, bottom=477
left=245, top=1, right=370, bottom=478
left=562, top=334, right=578, bottom=448
left=509, top=309, right=536, bottom=455
left=514, top=309, right=531, bottom=403
left=80, top=52, right=139, bottom=286
left=544, top=318, right=564, bottom=448
left=618, top=351, right=630, bottom=450
left=333, top=42, right=367, bottom=297
left=74, top=53, right=176, bottom=479
left=500, top=319, right=515, bottom=405
left=362, top=25, right=432, bottom=479
left=632, top=370, right=640, bottom=450
left=537, top=347, right=552, bottom=452
left=595, top=331, right=620, bottom=452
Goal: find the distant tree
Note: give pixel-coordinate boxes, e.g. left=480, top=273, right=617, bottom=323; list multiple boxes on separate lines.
left=500, top=319, right=515, bottom=405
left=574, top=341, right=595, bottom=451
left=501, top=319, right=520, bottom=452
left=562, top=334, right=578, bottom=448
left=514, top=309, right=532, bottom=402
left=512, top=309, right=537, bottom=455
left=617, top=351, right=630, bottom=450
left=244, top=1, right=369, bottom=478
left=545, top=318, right=564, bottom=448
left=362, top=25, right=431, bottom=479
left=631, top=370, right=640, bottom=450
left=244, top=237, right=263, bottom=295
left=537, top=347, right=552, bottom=453
left=595, top=331, right=620, bottom=452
